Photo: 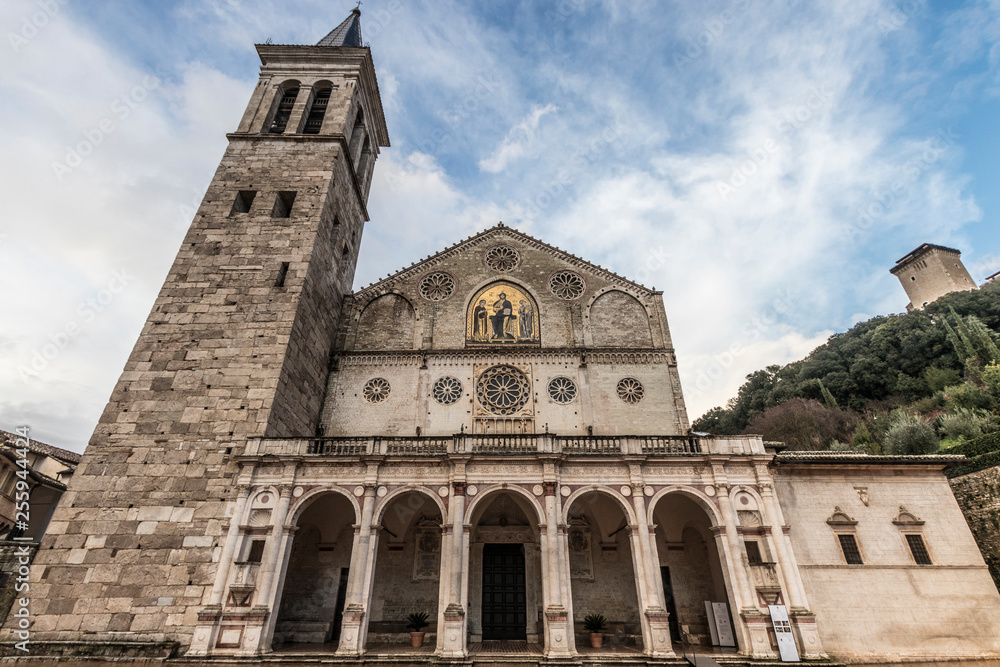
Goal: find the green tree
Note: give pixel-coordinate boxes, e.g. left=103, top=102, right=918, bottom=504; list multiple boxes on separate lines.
left=883, top=411, right=939, bottom=455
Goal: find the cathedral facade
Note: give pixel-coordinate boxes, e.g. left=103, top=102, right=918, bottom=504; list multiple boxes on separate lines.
left=8, top=11, right=1000, bottom=665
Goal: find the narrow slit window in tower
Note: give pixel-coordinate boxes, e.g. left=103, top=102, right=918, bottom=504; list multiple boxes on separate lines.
left=230, top=190, right=256, bottom=216
left=275, top=262, right=290, bottom=288
left=272, top=191, right=296, bottom=218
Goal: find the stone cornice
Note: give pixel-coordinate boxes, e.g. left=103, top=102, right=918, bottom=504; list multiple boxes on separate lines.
left=335, top=348, right=678, bottom=366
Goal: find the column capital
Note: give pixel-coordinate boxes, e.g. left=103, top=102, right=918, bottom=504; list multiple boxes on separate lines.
left=543, top=481, right=558, bottom=497
left=452, top=481, right=467, bottom=496
left=276, top=484, right=295, bottom=498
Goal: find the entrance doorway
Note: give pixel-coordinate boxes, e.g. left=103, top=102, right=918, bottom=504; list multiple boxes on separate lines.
left=482, top=543, right=527, bottom=640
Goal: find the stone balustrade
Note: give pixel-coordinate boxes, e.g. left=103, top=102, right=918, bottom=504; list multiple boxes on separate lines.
left=241, top=433, right=767, bottom=458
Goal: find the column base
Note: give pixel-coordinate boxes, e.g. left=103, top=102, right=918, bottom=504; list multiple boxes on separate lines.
left=740, top=609, right=777, bottom=659
left=336, top=605, right=367, bottom=656
left=187, top=605, right=222, bottom=656
left=437, top=604, right=467, bottom=658
left=543, top=606, right=575, bottom=658
left=790, top=609, right=827, bottom=659
left=644, top=608, right=677, bottom=658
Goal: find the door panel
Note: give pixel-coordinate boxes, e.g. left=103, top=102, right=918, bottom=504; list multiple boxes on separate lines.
left=482, top=544, right=527, bottom=640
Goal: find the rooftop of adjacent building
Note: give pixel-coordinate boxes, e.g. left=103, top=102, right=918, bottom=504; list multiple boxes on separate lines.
left=0, top=429, right=81, bottom=466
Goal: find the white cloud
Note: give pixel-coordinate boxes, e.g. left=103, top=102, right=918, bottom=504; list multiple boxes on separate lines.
left=0, top=0, right=252, bottom=451
left=479, top=104, right=558, bottom=173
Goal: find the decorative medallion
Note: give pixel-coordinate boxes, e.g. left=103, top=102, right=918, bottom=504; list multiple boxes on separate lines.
left=476, top=365, right=531, bottom=415
left=466, top=281, right=540, bottom=346
left=432, top=376, right=464, bottom=405
left=485, top=244, right=520, bottom=272
left=616, top=377, right=644, bottom=404
left=418, top=271, right=456, bottom=301
left=363, top=377, right=391, bottom=404
left=547, top=376, right=578, bottom=404
left=548, top=270, right=586, bottom=300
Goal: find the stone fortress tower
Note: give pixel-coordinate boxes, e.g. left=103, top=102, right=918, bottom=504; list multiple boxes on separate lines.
left=890, top=243, right=977, bottom=311
left=8, top=10, right=1000, bottom=665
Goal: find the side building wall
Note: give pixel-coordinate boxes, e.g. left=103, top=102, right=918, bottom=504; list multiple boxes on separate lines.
left=774, top=460, right=1000, bottom=662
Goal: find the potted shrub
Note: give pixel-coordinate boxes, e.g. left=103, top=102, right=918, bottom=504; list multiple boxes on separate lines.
left=406, top=612, right=430, bottom=648
left=583, top=613, right=607, bottom=648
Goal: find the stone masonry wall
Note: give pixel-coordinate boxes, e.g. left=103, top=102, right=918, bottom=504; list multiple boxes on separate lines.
left=950, top=466, right=1000, bottom=592
left=6, top=71, right=374, bottom=651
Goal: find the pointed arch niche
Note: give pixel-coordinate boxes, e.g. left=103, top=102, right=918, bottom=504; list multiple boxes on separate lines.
left=466, top=281, right=540, bottom=346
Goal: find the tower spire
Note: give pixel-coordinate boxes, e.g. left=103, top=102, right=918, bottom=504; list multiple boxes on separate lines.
left=317, top=7, right=363, bottom=47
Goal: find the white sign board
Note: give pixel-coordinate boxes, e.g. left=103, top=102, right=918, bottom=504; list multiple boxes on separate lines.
left=768, top=605, right=800, bottom=662
left=711, top=602, right=736, bottom=647
left=704, top=601, right=719, bottom=645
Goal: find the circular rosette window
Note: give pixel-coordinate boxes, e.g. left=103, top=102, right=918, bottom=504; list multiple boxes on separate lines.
left=485, top=244, right=520, bottom=272
left=418, top=271, right=456, bottom=301
left=616, top=377, right=644, bottom=404
left=363, top=377, right=391, bottom=404
left=548, top=270, right=586, bottom=300
left=476, top=365, right=531, bottom=415
left=432, top=376, right=464, bottom=405
left=547, top=376, right=578, bottom=404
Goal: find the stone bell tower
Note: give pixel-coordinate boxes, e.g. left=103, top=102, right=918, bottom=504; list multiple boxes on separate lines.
left=10, top=10, right=389, bottom=657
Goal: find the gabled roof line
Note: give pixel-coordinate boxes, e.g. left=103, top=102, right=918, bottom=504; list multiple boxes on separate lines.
left=353, top=223, right=657, bottom=302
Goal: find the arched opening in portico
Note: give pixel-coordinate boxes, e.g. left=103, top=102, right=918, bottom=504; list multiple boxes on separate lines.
left=651, top=492, right=733, bottom=649
left=272, top=492, right=357, bottom=647
left=564, top=490, right=643, bottom=650
left=365, top=489, right=445, bottom=650
left=467, top=489, right=545, bottom=646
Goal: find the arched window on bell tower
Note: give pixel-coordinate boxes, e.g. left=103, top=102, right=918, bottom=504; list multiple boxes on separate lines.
left=303, top=86, right=332, bottom=134
left=268, top=83, right=300, bottom=134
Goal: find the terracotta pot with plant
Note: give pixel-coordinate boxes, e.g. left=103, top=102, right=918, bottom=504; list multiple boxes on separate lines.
left=406, top=612, right=430, bottom=648
left=584, top=614, right=607, bottom=648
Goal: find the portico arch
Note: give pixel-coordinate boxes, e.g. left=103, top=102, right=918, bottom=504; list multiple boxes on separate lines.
left=564, top=490, right=644, bottom=650
left=466, top=488, right=545, bottom=645
left=649, top=490, right=736, bottom=649
left=366, top=488, right=445, bottom=650
left=561, top=485, right=637, bottom=526
left=272, top=491, right=359, bottom=647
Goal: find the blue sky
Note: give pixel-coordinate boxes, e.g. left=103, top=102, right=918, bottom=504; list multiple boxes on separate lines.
left=1, top=0, right=999, bottom=452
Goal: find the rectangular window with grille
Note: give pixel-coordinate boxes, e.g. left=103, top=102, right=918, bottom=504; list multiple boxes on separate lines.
left=838, top=534, right=863, bottom=564
left=745, top=540, right=764, bottom=565
left=905, top=534, right=932, bottom=565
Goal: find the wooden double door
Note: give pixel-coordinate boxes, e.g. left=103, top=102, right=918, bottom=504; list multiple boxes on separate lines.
left=481, top=543, right=527, bottom=640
